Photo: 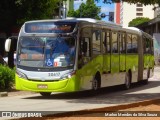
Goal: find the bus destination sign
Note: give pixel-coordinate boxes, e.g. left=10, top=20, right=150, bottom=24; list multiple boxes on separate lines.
left=25, top=22, right=76, bottom=33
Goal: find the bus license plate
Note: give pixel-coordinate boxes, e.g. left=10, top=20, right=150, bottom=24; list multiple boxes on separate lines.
left=37, top=84, right=48, bottom=89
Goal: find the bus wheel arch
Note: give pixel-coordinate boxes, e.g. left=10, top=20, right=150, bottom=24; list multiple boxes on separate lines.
left=92, top=72, right=101, bottom=91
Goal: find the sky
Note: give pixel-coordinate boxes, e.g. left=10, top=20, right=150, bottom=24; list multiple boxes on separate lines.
left=74, top=0, right=115, bottom=21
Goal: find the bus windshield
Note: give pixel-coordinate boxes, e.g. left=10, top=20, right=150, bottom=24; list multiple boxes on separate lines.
left=17, top=36, right=76, bottom=68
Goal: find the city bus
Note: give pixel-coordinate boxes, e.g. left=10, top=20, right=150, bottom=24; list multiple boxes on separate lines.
left=5, top=18, right=154, bottom=96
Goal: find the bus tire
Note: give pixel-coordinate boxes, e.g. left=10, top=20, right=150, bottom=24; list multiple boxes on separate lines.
left=92, top=73, right=101, bottom=91
left=124, top=71, right=131, bottom=90
left=40, top=92, right=51, bottom=96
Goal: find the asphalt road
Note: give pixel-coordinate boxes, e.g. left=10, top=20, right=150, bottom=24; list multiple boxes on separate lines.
left=0, top=66, right=160, bottom=119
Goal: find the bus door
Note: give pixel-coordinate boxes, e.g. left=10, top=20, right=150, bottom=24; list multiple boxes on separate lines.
left=143, top=35, right=153, bottom=79
left=77, top=27, right=92, bottom=90
left=119, top=32, right=126, bottom=72
left=111, top=31, right=119, bottom=73
left=102, top=30, right=111, bottom=73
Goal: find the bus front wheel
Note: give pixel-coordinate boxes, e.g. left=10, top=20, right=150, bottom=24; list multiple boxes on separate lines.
left=40, top=92, right=52, bottom=97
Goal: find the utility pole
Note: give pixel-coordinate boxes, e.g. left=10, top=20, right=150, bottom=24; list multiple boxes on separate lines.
left=59, top=0, right=67, bottom=19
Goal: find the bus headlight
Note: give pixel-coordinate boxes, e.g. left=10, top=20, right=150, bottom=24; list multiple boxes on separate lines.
left=60, top=70, right=76, bottom=80
left=16, top=70, right=28, bottom=79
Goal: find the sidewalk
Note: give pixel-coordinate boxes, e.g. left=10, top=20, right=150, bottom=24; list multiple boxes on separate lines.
left=0, top=89, right=36, bottom=97
left=18, top=98, right=160, bottom=120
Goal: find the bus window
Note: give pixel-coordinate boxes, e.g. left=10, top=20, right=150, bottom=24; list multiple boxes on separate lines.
left=132, top=35, right=138, bottom=53
left=106, top=31, right=111, bottom=53
left=120, top=33, right=126, bottom=54
left=102, top=32, right=106, bottom=53
left=146, top=38, right=151, bottom=54
left=127, top=34, right=132, bottom=53
left=82, top=38, right=90, bottom=57
left=102, top=31, right=110, bottom=54
left=92, top=30, right=101, bottom=55
left=78, top=37, right=91, bottom=67
left=112, top=32, right=118, bottom=53
left=143, top=36, right=151, bottom=54
left=151, top=39, right=154, bottom=54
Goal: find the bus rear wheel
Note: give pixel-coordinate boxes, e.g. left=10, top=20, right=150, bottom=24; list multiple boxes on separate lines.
left=144, top=68, right=150, bottom=84
left=124, top=72, right=131, bottom=90
left=92, top=78, right=99, bottom=91
left=40, top=92, right=51, bottom=96
left=92, top=73, right=101, bottom=91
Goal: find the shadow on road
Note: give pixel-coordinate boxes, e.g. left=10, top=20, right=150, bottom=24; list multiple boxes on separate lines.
left=22, top=79, right=160, bottom=105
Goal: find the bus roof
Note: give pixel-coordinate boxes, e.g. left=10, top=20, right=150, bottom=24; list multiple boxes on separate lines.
left=24, top=18, right=122, bottom=29
left=123, top=27, right=143, bottom=35
left=124, top=27, right=153, bottom=39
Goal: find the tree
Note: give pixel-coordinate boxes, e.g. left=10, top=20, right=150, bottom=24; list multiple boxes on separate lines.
left=0, top=0, right=59, bottom=35
left=128, top=17, right=150, bottom=27
left=68, top=0, right=101, bottom=20
left=0, top=0, right=59, bottom=68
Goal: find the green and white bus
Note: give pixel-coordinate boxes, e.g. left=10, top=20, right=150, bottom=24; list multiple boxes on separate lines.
left=5, top=18, right=154, bottom=96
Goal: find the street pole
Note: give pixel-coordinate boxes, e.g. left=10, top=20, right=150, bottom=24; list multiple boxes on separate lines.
left=59, top=0, right=62, bottom=19
left=59, top=0, right=67, bottom=19
left=80, top=5, right=82, bottom=18
left=63, top=0, right=67, bottom=19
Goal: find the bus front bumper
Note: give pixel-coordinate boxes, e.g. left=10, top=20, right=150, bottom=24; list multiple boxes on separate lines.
left=15, top=74, right=79, bottom=92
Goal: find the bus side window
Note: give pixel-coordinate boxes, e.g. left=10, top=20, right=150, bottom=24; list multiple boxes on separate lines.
left=127, top=34, right=132, bottom=53
left=132, top=35, right=138, bottom=53
left=151, top=39, right=154, bottom=54
left=102, top=32, right=106, bottom=53
left=112, top=32, right=118, bottom=53
left=92, top=30, right=101, bottom=55
left=102, top=31, right=111, bottom=54
left=82, top=38, right=90, bottom=57
left=146, top=37, right=151, bottom=54
left=120, top=33, right=126, bottom=54
left=143, top=36, right=151, bottom=54
left=78, top=37, right=91, bottom=67
left=107, top=31, right=111, bottom=53
left=82, top=41, right=88, bottom=56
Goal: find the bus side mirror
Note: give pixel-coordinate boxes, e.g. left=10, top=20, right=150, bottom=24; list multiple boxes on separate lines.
left=83, top=41, right=87, bottom=53
left=5, top=38, right=12, bottom=52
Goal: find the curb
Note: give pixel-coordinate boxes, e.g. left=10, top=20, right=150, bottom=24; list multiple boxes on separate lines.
left=0, top=92, right=8, bottom=97
left=43, top=98, right=160, bottom=117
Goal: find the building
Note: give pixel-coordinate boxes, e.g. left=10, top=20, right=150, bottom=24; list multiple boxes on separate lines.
left=59, top=0, right=74, bottom=19
left=115, top=2, right=155, bottom=27
left=115, top=2, right=121, bottom=24
left=154, top=5, right=160, bottom=17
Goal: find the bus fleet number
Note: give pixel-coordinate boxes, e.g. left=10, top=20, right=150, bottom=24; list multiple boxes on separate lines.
left=48, top=72, right=60, bottom=77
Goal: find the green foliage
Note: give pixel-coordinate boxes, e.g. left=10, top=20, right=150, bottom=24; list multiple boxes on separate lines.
left=128, top=17, right=150, bottom=27
left=0, top=0, right=59, bottom=33
left=15, top=0, right=59, bottom=24
left=68, top=10, right=79, bottom=18
left=0, top=65, right=15, bottom=90
left=68, top=0, right=101, bottom=19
